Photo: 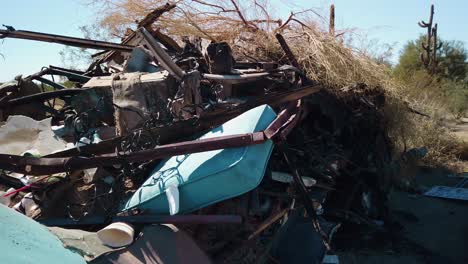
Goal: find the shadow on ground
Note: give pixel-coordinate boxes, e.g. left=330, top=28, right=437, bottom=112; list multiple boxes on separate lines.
left=338, top=167, right=468, bottom=264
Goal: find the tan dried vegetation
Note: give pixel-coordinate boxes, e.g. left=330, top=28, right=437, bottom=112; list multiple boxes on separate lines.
left=88, top=0, right=465, bottom=167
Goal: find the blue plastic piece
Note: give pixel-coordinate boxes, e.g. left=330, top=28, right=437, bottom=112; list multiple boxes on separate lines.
left=122, top=104, right=277, bottom=214
left=0, top=205, right=85, bottom=264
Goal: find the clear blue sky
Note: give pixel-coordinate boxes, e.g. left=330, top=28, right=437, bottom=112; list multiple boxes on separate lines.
left=0, top=0, right=466, bottom=82
left=0, top=0, right=94, bottom=82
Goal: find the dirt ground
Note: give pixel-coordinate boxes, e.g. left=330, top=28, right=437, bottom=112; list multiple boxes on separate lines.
left=333, top=116, right=468, bottom=263
left=338, top=166, right=468, bottom=264
left=447, top=117, right=468, bottom=142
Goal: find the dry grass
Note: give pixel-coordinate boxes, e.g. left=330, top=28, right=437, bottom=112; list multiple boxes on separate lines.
left=87, top=0, right=464, bottom=167
left=384, top=71, right=467, bottom=167
left=284, top=29, right=392, bottom=88
left=90, top=0, right=391, bottom=89
left=384, top=95, right=461, bottom=166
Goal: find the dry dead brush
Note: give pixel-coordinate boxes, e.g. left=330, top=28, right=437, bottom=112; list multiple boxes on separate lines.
left=88, top=0, right=463, bottom=166
left=91, top=0, right=390, bottom=88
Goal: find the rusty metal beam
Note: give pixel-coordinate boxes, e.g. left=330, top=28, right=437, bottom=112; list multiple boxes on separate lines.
left=137, top=3, right=176, bottom=28
left=95, top=3, right=181, bottom=63
left=138, top=27, right=185, bottom=80
left=0, top=132, right=266, bottom=175
left=272, top=34, right=308, bottom=140
left=201, top=84, right=321, bottom=125
left=0, top=28, right=134, bottom=52
left=35, top=77, right=67, bottom=90
left=151, top=29, right=182, bottom=53
left=264, top=100, right=303, bottom=140
left=275, top=33, right=300, bottom=68
left=203, top=72, right=270, bottom=83
left=1, top=88, right=87, bottom=108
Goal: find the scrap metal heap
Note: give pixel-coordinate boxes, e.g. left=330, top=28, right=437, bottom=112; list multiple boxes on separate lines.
left=0, top=5, right=395, bottom=264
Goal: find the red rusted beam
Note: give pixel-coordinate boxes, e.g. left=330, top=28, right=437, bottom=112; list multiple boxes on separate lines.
left=275, top=33, right=300, bottom=68
left=0, top=132, right=266, bottom=175
left=0, top=28, right=133, bottom=52
left=264, top=100, right=302, bottom=140
left=137, top=3, right=176, bottom=28
left=2, top=88, right=87, bottom=108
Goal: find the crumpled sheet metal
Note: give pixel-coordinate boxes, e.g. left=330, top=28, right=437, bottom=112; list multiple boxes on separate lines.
left=0, top=115, right=66, bottom=155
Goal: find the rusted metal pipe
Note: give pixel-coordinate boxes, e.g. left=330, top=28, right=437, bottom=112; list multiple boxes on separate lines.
left=0, top=28, right=134, bottom=52
left=1, top=88, right=87, bottom=108
left=0, top=132, right=267, bottom=175
left=137, top=27, right=185, bottom=80
left=137, top=3, right=177, bottom=28
left=203, top=72, right=270, bottom=84
left=35, top=77, right=67, bottom=90
left=275, top=33, right=300, bottom=68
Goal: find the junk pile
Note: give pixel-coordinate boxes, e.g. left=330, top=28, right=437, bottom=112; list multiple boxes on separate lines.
left=0, top=4, right=395, bottom=264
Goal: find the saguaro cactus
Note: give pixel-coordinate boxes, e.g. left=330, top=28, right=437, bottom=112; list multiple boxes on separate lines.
left=329, top=4, right=335, bottom=36
left=418, top=4, right=442, bottom=73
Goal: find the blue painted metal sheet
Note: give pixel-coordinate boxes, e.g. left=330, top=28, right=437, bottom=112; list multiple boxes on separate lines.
left=0, top=204, right=85, bottom=264
left=122, top=104, right=277, bottom=214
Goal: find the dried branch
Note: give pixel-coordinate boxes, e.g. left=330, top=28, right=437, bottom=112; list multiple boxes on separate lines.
left=254, top=0, right=271, bottom=22
left=191, top=0, right=235, bottom=13
left=230, top=0, right=258, bottom=30
left=250, top=19, right=282, bottom=25
left=279, top=12, right=295, bottom=31
left=177, top=7, right=216, bottom=41
left=278, top=9, right=316, bottom=31
left=291, top=18, right=313, bottom=30
left=334, top=31, right=346, bottom=38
